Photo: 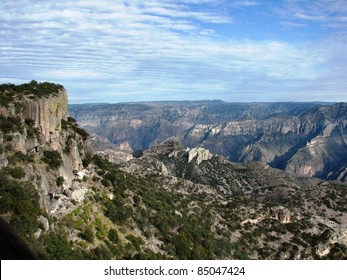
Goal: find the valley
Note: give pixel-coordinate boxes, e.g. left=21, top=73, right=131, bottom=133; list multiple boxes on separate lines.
left=70, top=101, right=347, bottom=181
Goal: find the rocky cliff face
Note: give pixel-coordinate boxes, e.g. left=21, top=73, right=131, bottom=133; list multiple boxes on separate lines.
left=22, top=89, right=68, bottom=144
left=0, top=82, right=90, bottom=215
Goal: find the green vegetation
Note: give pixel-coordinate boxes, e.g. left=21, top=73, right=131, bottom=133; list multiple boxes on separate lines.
left=61, top=117, right=89, bottom=140
left=91, top=155, right=234, bottom=259
left=0, top=81, right=63, bottom=106
left=79, top=227, right=94, bottom=243
left=0, top=170, right=41, bottom=242
left=8, top=151, right=34, bottom=164
left=105, top=201, right=132, bottom=224
left=108, top=228, right=119, bottom=244
left=25, top=118, right=40, bottom=138
left=42, top=150, right=63, bottom=169
left=56, top=176, right=64, bottom=187
left=1, top=166, right=26, bottom=179
left=0, top=115, right=23, bottom=134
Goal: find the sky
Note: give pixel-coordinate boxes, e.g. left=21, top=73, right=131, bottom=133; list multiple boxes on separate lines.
left=0, top=0, right=347, bottom=103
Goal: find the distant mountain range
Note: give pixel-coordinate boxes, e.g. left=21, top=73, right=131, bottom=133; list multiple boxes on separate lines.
left=69, top=101, right=347, bottom=182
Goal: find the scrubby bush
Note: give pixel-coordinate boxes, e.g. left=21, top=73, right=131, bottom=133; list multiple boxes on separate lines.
left=74, top=127, right=89, bottom=140
left=79, top=227, right=94, bottom=243
left=126, top=234, right=144, bottom=252
left=0, top=116, right=23, bottom=134
left=108, top=228, right=119, bottom=244
left=8, top=151, right=33, bottom=164
left=61, top=116, right=89, bottom=140
left=42, top=150, right=63, bottom=169
left=56, top=176, right=64, bottom=187
left=82, top=153, right=93, bottom=168
left=3, top=166, right=26, bottom=179
left=105, top=202, right=132, bottom=224
left=0, top=173, right=41, bottom=240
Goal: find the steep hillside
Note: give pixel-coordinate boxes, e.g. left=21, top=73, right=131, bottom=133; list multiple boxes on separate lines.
left=1, top=83, right=346, bottom=260
left=117, top=140, right=347, bottom=259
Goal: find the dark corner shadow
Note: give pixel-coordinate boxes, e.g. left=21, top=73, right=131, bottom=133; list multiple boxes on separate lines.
left=0, top=217, right=36, bottom=260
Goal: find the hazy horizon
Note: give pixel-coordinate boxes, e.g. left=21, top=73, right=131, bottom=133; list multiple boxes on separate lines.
left=1, top=0, right=347, bottom=103
left=68, top=99, right=338, bottom=105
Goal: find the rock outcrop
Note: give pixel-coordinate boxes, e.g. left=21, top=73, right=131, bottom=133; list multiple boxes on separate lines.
left=188, top=147, right=213, bottom=165
left=0, top=82, right=91, bottom=216
left=22, top=89, right=68, bottom=144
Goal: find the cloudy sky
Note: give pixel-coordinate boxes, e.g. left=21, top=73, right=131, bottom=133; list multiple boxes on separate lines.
left=1, top=0, right=347, bottom=103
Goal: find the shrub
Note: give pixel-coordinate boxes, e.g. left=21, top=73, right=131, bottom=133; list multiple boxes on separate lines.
left=79, top=227, right=94, bottom=243
left=126, top=234, right=144, bottom=252
left=43, top=230, right=75, bottom=260
left=25, top=118, right=35, bottom=126
left=0, top=174, right=41, bottom=239
left=74, top=127, right=89, bottom=140
left=105, top=203, right=132, bottom=224
left=8, top=151, right=33, bottom=164
left=108, top=228, right=119, bottom=244
left=68, top=116, right=77, bottom=123
left=56, top=176, right=64, bottom=187
left=61, top=119, right=69, bottom=130
left=42, top=150, right=63, bottom=169
left=82, top=153, right=93, bottom=168
left=3, top=166, right=26, bottom=179
left=0, top=116, right=23, bottom=134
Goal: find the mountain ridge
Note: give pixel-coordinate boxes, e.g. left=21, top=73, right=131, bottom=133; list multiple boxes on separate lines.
left=70, top=101, right=347, bottom=181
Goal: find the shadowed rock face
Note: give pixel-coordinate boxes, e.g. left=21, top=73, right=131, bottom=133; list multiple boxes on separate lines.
left=70, top=102, right=346, bottom=181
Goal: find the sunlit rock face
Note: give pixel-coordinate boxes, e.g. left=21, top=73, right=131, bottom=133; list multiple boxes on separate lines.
left=23, top=89, right=68, bottom=144
left=188, top=147, right=213, bottom=165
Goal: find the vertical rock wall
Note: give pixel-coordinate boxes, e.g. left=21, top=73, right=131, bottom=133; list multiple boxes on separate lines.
left=22, top=90, right=68, bottom=144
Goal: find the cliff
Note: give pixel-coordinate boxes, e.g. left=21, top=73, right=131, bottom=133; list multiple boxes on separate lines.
left=0, top=82, right=90, bottom=215
left=22, top=89, right=68, bottom=144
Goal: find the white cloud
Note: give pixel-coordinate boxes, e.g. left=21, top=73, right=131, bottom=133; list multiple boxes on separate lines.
left=232, top=1, right=259, bottom=7
left=278, top=0, right=347, bottom=27
left=0, top=0, right=346, bottom=102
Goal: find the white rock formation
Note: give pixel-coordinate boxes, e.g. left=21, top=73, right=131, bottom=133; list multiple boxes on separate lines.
left=188, top=147, right=213, bottom=165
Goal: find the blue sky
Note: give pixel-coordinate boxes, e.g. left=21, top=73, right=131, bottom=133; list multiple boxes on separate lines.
left=1, top=0, right=347, bottom=103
